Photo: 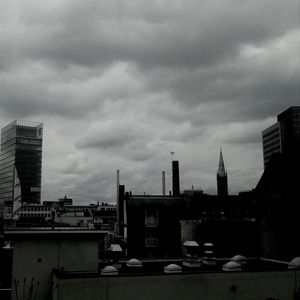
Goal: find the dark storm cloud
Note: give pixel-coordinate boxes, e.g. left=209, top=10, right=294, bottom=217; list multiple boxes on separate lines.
left=2, top=0, right=298, bottom=70
left=144, top=30, right=299, bottom=122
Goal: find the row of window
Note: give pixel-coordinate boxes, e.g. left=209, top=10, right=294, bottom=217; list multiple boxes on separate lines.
left=263, top=126, right=280, bottom=139
left=16, top=127, right=42, bottom=139
left=263, top=144, right=281, bottom=156
left=294, top=127, right=300, bottom=137
left=19, top=213, right=50, bottom=218
left=0, top=149, right=16, bottom=162
left=263, top=132, right=280, bottom=145
left=0, top=159, right=15, bottom=174
left=263, top=139, right=281, bottom=152
left=292, top=112, right=300, bottom=121
left=0, top=143, right=16, bottom=155
left=21, top=206, right=51, bottom=212
left=1, top=127, right=17, bottom=144
left=98, top=207, right=116, bottom=211
left=16, top=138, right=42, bottom=145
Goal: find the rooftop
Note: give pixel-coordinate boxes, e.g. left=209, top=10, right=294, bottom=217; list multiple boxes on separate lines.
left=4, top=228, right=109, bottom=240
left=52, top=257, right=300, bottom=279
left=1, top=120, right=43, bottom=132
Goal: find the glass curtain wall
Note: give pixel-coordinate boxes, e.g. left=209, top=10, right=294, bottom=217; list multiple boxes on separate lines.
left=0, top=120, right=43, bottom=209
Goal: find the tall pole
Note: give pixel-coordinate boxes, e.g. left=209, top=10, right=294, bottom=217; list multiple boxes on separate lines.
left=117, top=169, right=120, bottom=200
left=116, top=169, right=120, bottom=233
left=162, top=171, right=166, bottom=196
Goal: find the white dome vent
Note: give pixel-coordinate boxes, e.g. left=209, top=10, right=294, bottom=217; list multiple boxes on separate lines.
left=126, top=258, right=143, bottom=268
left=231, top=255, right=247, bottom=265
left=101, top=265, right=118, bottom=276
left=164, top=264, right=182, bottom=274
left=222, top=261, right=242, bottom=272
left=288, top=257, right=300, bottom=269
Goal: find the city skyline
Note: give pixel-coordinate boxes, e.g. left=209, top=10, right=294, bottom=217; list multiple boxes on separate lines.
left=0, top=1, right=299, bottom=203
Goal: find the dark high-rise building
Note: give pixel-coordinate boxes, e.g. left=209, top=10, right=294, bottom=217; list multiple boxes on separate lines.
left=172, top=160, right=180, bottom=196
left=0, top=120, right=43, bottom=210
left=216, top=148, right=228, bottom=197
left=262, top=106, right=300, bottom=168
left=262, top=123, right=281, bottom=168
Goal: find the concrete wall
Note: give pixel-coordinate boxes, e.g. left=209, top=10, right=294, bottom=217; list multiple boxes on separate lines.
left=11, top=238, right=98, bottom=300
left=54, top=270, right=300, bottom=300
left=60, top=240, right=98, bottom=272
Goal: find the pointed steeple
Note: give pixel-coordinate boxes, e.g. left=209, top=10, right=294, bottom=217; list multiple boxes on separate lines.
left=217, top=147, right=226, bottom=177
left=217, top=147, right=228, bottom=197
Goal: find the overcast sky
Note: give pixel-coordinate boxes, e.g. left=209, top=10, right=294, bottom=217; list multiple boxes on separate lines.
left=0, top=0, right=299, bottom=204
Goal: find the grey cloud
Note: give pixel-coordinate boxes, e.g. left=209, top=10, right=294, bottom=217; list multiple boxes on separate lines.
left=0, top=0, right=298, bottom=202
left=75, top=120, right=148, bottom=150
left=77, top=132, right=133, bottom=150
left=2, top=1, right=298, bottom=71
left=144, top=30, right=299, bottom=123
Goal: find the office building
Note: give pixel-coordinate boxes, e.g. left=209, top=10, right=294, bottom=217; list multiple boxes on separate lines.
left=216, top=148, right=228, bottom=197
left=0, top=120, right=43, bottom=214
left=262, top=106, right=300, bottom=168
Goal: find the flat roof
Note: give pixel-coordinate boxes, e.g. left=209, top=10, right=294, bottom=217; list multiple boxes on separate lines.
left=127, top=196, right=184, bottom=207
left=54, top=257, right=298, bottom=279
left=4, top=228, right=109, bottom=240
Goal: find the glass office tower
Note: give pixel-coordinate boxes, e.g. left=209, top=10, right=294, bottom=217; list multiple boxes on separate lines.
left=0, top=120, right=43, bottom=210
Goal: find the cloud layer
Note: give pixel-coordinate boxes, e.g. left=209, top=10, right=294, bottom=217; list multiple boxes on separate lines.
left=0, top=0, right=299, bottom=203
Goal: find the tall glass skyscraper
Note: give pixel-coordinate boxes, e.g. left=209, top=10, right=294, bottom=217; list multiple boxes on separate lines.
left=0, top=120, right=43, bottom=212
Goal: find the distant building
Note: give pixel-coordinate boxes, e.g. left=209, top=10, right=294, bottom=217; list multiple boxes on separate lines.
left=120, top=188, right=257, bottom=258
left=262, top=106, right=300, bottom=168
left=17, top=204, right=53, bottom=224
left=0, top=120, right=43, bottom=216
left=14, top=199, right=116, bottom=229
left=216, top=148, right=228, bottom=197
left=124, top=193, right=184, bottom=258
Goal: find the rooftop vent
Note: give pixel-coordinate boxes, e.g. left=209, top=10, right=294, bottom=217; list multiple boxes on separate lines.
left=222, top=261, right=242, bottom=272
left=231, top=255, right=247, bottom=265
left=164, top=264, right=182, bottom=274
left=288, top=257, right=300, bottom=269
left=202, top=250, right=216, bottom=266
left=183, top=240, right=200, bottom=257
left=108, top=244, right=122, bottom=252
left=183, top=241, right=199, bottom=247
left=101, top=265, right=118, bottom=276
left=183, top=242, right=202, bottom=268
left=126, top=258, right=143, bottom=268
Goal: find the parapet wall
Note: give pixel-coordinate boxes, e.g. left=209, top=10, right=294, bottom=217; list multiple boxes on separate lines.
left=53, top=269, right=300, bottom=300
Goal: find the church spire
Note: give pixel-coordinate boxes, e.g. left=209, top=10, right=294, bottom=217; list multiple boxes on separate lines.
left=217, top=147, right=228, bottom=197
left=217, top=147, right=226, bottom=177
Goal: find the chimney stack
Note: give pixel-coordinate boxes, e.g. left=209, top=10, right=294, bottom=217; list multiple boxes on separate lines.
left=172, top=160, right=180, bottom=196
